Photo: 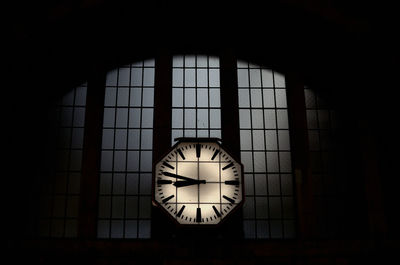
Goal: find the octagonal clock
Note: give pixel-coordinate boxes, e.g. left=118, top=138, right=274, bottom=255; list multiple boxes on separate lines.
left=153, top=138, right=244, bottom=225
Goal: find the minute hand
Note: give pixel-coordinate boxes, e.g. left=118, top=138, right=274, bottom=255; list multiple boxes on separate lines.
left=162, top=172, right=198, bottom=182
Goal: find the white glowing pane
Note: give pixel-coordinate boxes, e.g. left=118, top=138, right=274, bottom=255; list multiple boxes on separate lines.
left=185, top=55, right=195, bottom=67
left=209, top=69, right=220, bottom=87
left=197, top=69, right=208, bottom=87
left=173, top=55, right=184, bottom=67
left=199, top=183, right=220, bottom=203
left=250, top=89, right=263, bottom=107
left=199, top=162, right=219, bottom=181
left=184, top=89, right=195, bottom=107
left=209, top=56, right=219, bottom=67
left=261, top=69, right=274, bottom=87
left=118, top=68, right=130, bottom=86
left=237, top=69, right=249, bottom=87
left=177, top=185, right=198, bottom=203
left=117, top=87, right=129, bottom=106
left=197, top=55, right=208, bottom=67
left=173, top=69, right=183, bottom=87
left=197, top=109, right=208, bottom=129
left=275, top=89, right=287, bottom=108
left=104, top=87, right=116, bottom=106
left=130, top=68, right=142, bottom=86
left=250, top=69, right=262, bottom=87
left=185, top=69, right=196, bottom=87
left=274, top=72, right=286, bottom=88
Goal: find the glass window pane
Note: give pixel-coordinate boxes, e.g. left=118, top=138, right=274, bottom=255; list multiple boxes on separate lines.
left=140, top=151, right=152, bottom=171
left=250, top=69, right=262, bottom=87
left=197, top=109, right=208, bottom=129
left=118, top=68, right=130, bottom=86
left=143, top=68, right=155, bottom=86
left=185, top=55, right=195, bottom=67
left=266, top=152, right=279, bottom=172
left=172, top=109, right=183, bottom=128
left=252, top=109, right=264, bottom=129
left=197, top=89, right=208, bottom=107
left=263, top=89, right=275, bottom=108
left=173, top=69, right=183, bottom=87
left=254, top=174, right=267, bottom=195
left=185, top=69, right=195, bottom=87
left=274, top=72, right=286, bottom=88
left=209, top=69, right=220, bottom=87
left=105, top=87, right=117, bottom=106
left=243, top=197, right=255, bottom=218
left=239, top=109, right=251, bottom=129
left=268, top=174, right=281, bottom=195
left=255, top=197, right=269, bottom=218
left=197, top=69, right=208, bottom=87
left=142, top=88, right=154, bottom=107
left=184, top=109, right=196, bottom=128
left=173, top=55, right=183, bottom=67
left=128, top=129, right=140, bottom=149
left=141, top=129, right=153, bottom=149
left=209, top=56, right=219, bottom=67
left=113, top=151, right=126, bottom=171
left=254, top=152, right=266, bottom=172
left=265, top=130, right=278, bottom=150
left=277, top=110, right=288, bottom=129
left=127, top=151, right=139, bottom=171
left=252, top=130, right=265, bottom=150
left=241, top=151, right=253, bottom=172
left=237, top=69, right=249, bottom=87
left=197, top=55, right=208, bottom=67
left=106, top=69, right=118, bottom=86
left=130, top=87, right=142, bottom=107
left=209, top=89, right=220, bottom=107
left=130, top=68, right=142, bottom=86
left=184, top=89, right=196, bottom=107
left=250, top=89, right=262, bottom=107
left=172, top=88, right=183, bottom=107
left=114, top=129, right=127, bottom=149
left=275, top=89, right=287, bottom=108
left=117, top=87, right=129, bottom=106
left=116, top=108, right=128, bottom=127
left=125, top=196, right=138, bottom=218
left=112, top=173, right=125, bottom=195
left=238, top=89, right=250, bottom=107
left=240, top=130, right=252, bottom=150
left=280, top=152, right=292, bottom=172
left=141, top=109, right=153, bottom=128
left=210, top=109, right=221, bottom=128
left=278, top=130, right=291, bottom=150
left=261, top=69, right=274, bottom=87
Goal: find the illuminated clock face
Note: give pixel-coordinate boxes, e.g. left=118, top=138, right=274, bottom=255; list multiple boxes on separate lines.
left=153, top=139, right=244, bottom=225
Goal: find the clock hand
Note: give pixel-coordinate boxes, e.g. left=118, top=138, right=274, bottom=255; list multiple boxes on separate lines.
left=173, top=180, right=206, bottom=187
left=162, top=171, right=199, bottom=182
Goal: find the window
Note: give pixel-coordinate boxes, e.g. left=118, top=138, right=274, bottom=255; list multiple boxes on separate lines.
left=171, top=55, right=221, bottom=144
left=36, top=83, right=87, bottom=238
left=33, top=55, right=298, bottom=240
left=97, top=60, right=155, bottom=238
left=237, top=61, right=295, bottom=239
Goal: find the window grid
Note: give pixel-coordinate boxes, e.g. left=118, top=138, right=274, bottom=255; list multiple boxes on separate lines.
left=37, top=83, right=87, bottom=238
left=304, top=88, right=341, bottom=237
left=171, top=55, right=221, bottom=144
left=238, top=61, right=295, bottom=239
left=98, top=61, right=154, bottom=239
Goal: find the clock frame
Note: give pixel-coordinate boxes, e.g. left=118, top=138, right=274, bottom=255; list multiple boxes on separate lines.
left=152, top=138, right=244, bottom=226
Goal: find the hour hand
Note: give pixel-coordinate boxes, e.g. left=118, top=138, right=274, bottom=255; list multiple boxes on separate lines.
left=173, top=180, right=206, bottom=187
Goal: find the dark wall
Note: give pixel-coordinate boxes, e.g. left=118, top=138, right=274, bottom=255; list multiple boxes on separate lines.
left=6, top=0, right=399, bottom=247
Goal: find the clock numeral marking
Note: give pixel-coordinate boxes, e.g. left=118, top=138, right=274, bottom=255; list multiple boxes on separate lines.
left=196, top=208, right=202, bottom=223
left=212, top=205, right=221, bottom=217
left=162, top=161, right=175, bottom=170
left=211, top=149, right=219, bottom=160
left=162, top=195, right=175, bottom=204
left=196, top=144, right=201, bottom=158
left=222, top=162, right=234, bottom=170
left=177, top=149, right=185, bottom=160
left=177, top=205, right=185, bottom=218
left=223, top=195, right=235, bottom=204
left=157, top=179, right=172, bottom=185
left=224, top=180, right=240, bottom=185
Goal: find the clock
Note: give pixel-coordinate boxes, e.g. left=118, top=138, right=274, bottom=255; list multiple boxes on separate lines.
left=153, top=138, right=244, bottom=225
